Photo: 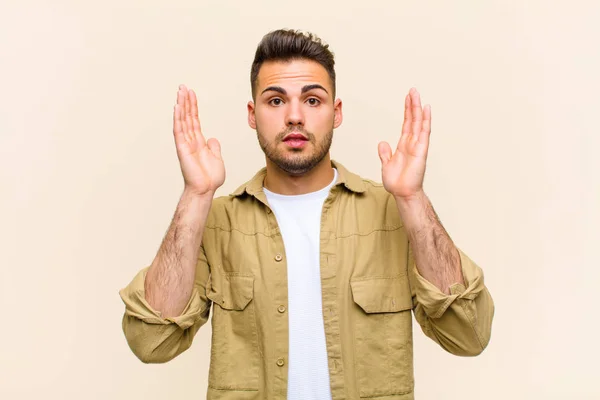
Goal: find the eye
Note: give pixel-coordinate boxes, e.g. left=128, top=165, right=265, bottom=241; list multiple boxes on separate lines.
left=269, top=98, right=283, bottom=106
left=307, top=97, right=321, bottom=106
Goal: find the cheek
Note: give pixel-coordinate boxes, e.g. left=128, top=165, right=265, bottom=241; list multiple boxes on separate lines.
left=308, top=107, right=335, bottom=129
left=256, top=107, right=283, bottom=130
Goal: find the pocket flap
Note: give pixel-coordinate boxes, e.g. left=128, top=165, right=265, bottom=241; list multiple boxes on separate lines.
left=350, top=275, right=413, bottom=313
left=207, top=274, right=254, bottom=311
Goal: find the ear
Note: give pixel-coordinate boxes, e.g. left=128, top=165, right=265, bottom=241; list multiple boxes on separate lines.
left=333, top=98, right=343, bottom=129
left=247, top=101, right=256, bottom=129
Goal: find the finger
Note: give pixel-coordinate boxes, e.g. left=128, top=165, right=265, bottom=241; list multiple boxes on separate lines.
left=189, top=89, right=199, bottom=118
left=414, top=104, right=432, bottom=157
left=207, top=138, right=222, bottom=160
left=177, top=89, right=190, bottom=141
left=185, top=92, right=195, bottom=142
left=173, top=104, right=181, bottom=136
left=399, top=94, right=412, bottom=148
left=177, top=84, right=187, bottom=112
left=189, top=89, right=207, bottom=148
left=182, top=87, right=193, bottom=138
left=410, top=88, right=423, bottom=142
left=178, top=85, right=189, bottom=127
left=421, top=104, right=431, bottom=143
left=378, top=141, right=392, bottom=166
left=177, top=85, right=185, bottom=109
left=177, top=84, right=184, bottom=103
left=173, top=104, right=188, bottom=149
left=182, top=85, right=191, bottom=118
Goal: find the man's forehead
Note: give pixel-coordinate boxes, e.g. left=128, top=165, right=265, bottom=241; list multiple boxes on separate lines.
left=257, top=59, right=331, bottom=92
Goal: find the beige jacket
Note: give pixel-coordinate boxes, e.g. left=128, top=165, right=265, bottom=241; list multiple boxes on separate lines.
left=119, top=160, right=494, bottom=400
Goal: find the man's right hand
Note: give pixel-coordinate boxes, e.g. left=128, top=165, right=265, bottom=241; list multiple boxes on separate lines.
left=173, top=84, right=225, bottom=196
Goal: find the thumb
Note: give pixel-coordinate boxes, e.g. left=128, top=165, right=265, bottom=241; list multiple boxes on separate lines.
left=207, top=138, right=222, bottom=159
left=378, top=141, right=392, bottom=166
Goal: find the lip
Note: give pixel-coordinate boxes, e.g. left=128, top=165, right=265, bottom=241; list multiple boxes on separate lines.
left=283, top=133, right=308, bottom=141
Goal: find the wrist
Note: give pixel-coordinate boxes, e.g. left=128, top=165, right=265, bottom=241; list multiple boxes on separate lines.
left=182, top=186, right=216, bottom=202
left=394, top=189, right=427, bottom=209
left=180, top=188, right=214, bottom=222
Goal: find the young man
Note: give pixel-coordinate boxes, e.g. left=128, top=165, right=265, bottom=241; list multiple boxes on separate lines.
left=120, top=29, right=494, bottom=400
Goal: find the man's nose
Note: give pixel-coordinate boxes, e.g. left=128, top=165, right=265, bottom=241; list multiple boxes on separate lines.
left=285, top=100, right=304, bottom=126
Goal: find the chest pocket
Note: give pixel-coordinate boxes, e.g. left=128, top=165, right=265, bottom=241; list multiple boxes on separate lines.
left=207, top=273, right=259, bottom=391
left=350, top=275, right=415, bottom=398
left=207, top=273, right=254, bottom=311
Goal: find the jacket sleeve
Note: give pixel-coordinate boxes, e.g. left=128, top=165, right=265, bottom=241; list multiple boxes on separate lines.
left=118, top=244, right=212, bottom=363
left=407, top=242, right=495, bottom=356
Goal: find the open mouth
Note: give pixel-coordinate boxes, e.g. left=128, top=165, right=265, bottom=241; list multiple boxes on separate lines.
left=282, top=133, right=309, bottom=148
left=283, top=133, right=308, bottom=141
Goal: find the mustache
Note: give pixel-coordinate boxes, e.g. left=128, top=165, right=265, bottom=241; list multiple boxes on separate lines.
left=276, top=126, right=315, bottom=141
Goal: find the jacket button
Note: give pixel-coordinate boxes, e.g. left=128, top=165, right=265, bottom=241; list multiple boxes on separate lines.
left=274, top=253, right=283, bottom=262
left=278, top=305, right=286, bottom=313
left=276, top=358, right=285, bottom=367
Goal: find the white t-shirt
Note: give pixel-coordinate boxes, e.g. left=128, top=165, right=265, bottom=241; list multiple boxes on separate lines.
left=263, top=168, right=338, bottom=400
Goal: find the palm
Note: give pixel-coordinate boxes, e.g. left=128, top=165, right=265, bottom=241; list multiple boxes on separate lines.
left=173, top=85, right=225, bottom=195
left=378, top=88, right=431, bottom=199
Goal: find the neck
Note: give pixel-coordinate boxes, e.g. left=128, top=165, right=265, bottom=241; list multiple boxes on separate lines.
left=264, top=155, right=335, bottom=195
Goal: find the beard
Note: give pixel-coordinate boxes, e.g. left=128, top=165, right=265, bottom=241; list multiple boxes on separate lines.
left=257, top=125, right=333, bottom=176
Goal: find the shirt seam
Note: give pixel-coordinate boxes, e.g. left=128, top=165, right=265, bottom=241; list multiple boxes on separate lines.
left=204, top=225, right=277, bottom=237
left=324, top=225, right=404, bottom=239
left=204, top=225, right=403, bottom=238
left=358, top=389, right=414, bottom=398
left=207, top=386, right=259, bottom=392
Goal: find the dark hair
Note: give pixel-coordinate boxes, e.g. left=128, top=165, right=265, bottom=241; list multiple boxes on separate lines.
left=250, top=29, right=336, bottom=100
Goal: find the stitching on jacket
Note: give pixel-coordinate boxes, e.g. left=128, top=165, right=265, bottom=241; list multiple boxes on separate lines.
left=204, top=225, right=277, bottom=237
left=329, top=225, right=403, bottom=239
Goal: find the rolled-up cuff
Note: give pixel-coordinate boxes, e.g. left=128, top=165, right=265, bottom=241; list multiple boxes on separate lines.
left=412, top=248, right=486, bottom=319
left=119, top=268, right=207, bottom=330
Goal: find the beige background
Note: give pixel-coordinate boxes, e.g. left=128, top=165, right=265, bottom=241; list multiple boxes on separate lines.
left=1, top=0, right=598, bottom=399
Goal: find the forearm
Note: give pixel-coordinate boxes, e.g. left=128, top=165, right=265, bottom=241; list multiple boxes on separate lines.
left=395, top=190, right=464, bottom=294
left=145, top=188, right=213, bottom=318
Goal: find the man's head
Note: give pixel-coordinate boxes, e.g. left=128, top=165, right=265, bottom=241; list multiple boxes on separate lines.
left=248, top=29, right=343, bottom=176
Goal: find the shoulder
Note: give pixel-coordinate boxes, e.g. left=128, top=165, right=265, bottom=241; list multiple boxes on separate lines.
left=206, top=192, right=251, bottom=223
left=348, top=175, right=398, bottom=211
left=335, top=174, right=403, bottom=231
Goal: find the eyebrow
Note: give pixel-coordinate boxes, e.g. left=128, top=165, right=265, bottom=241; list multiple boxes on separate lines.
left=261, top=84, right=329, bottom=96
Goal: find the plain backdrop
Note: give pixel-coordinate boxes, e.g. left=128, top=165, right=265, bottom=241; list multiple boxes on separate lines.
left=1, top=1, right=599, bottom=399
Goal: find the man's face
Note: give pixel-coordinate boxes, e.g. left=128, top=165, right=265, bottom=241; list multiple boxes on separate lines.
left=248, top=59, right=343, bottom=175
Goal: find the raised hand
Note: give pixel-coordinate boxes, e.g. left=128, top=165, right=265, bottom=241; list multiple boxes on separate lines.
left=173, top=85, right=225, bottom=196
left=378, top=88, right=431, bottom=199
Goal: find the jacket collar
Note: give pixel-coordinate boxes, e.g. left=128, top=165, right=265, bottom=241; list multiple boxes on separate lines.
left=230, top=160, right=366, bottom=197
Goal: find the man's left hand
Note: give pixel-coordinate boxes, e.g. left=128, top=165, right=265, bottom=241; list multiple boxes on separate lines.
left=378, top=88, right=431, bottom=200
